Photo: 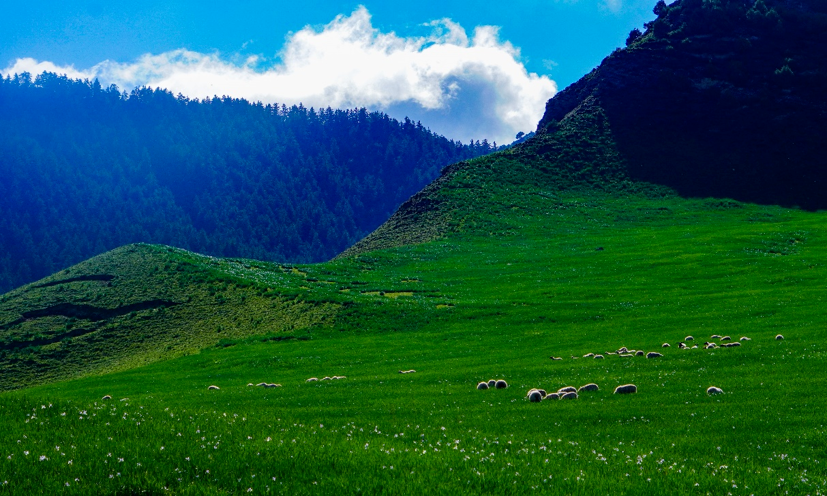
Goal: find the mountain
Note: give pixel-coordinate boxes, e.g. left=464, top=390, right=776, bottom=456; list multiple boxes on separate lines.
left=2, top=3, right=827, bottom=492
left=0, top=76, right=497, bottom=294
left=343, top=0, right=827, bottom=257
left=2, top=0, right=826, bottom=390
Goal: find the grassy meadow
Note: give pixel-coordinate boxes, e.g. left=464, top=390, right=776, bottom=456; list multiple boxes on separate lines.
left=1, top=190, right=826, bottom=494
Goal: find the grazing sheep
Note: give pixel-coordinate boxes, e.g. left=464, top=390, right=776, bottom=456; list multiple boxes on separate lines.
left=264, top=383, right=281, bottom=388
left=721, top=336, right=731, bottom=341
left=333, top=376, right=347, bottom=380
left=558, top=386, right=577, bottom=394
left=705, top=343, right=717, bottom=349
left=617, top=347, right=629, bottom=353
left=691, top=345, right=698, bottom=349
left=488, top=380, right=496, bottom=388
left=711, top=334, right=721, bottom=339
left=776, top=334, right=784, bottom=340
left=740, top=337, right=751, bottom=341
left=707, top=386, right=724, bottom=395
left=538, top=389, right=548, bottom=397
left=550, top=356, right=563, bottom=360
left=685, top=336, right=694, bottom=341
left=594, top=354, right=605, bottom=359
left=583, top=353, right=595, bottom=358
left=560, top=392, right=578, bottom=400
left=578, top=383, right=599, bottom=392
left=647, top=352, right=663, bottom=358
left=635, top=351, right=645, bottom=356
left=619, top=353, right=633, bottom=357
left=208, top=385, right=220, bottom=390
left=306, top=378, right=319, bottom=382
left=607, top=352, right=617, bottom=355
left=477, top=382, right=489, bottom=390
left=399, top=370, right=417, bottom=374
left=546, top=393, right=560, bottom=400
left=495, top=380, right=508, bottom=389
left=662, top=343, right=670, bottom=348
left=678, top=342, right=686, bottom=349
left=571, top=356, right=580, bottom=360
left=256, top=382, right=268, bottom=387
left=528, top=390, right=543, bottom=402
left=247, top=383, right=255, bottom=387
left=722, top=342, right=741, bottom=348
left=101, top=395, right=111, bottom=401
left=613, top=384, right=637, bottom=394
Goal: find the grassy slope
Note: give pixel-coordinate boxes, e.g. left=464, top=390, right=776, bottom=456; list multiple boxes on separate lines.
left=1, top=187, right=826, bottom=494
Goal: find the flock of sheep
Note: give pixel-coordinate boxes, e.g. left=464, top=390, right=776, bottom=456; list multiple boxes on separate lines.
left=550, top=333, right=782, bottom=361
left=137, top=334, right=785, bottom=398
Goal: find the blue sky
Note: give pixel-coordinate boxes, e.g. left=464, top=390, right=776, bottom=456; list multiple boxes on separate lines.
left=1, top=0, right=660, bottom=143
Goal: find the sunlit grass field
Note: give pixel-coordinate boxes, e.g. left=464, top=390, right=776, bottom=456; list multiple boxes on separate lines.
left=2, top=191, right=826, bottom=494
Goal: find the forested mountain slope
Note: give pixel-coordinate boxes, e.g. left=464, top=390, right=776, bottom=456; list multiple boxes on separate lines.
left=0, top=76, right=496, bottom=293
left=343, top=0, right=827, bottom=257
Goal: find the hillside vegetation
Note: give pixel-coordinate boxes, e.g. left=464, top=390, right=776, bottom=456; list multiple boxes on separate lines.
left=1, top=0, right=826, bottom=493
left=0, top=78, right=496, bottom=293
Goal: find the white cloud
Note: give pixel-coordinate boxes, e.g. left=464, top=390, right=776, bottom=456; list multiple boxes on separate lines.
left=2, top=7, right=557, bottom=144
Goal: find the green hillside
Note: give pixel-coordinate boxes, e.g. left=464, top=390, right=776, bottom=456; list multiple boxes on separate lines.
left=2, top=0, right=827, bottom=493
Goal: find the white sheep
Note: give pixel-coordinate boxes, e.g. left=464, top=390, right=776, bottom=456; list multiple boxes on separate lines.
left=583, top=353, right=595, bottom=358
left=594, top=354, right=605, bottom=359
left=619, top=353, right=633, bottom=357
left=635, top=351, right=645, bottom=357
left=333, top=376, right=347, bottom=380
left=711, top=334, right=721, bottom=339
left=101, top=395, right=111, bottom=401
left=488, top=380, right=496, bottom=388
left=550, top=356, right=563, bottom=361
left=662, top=343, right=670, bottom=348
left=495, top=380, right=508, bottom=389
left=740, top=337, right=751, bottom=341
left=722, top=342, right=741, bottom=348
left=613, top=384, right=637, bottom=394
left=617, top=346, right=629, bottom=353
left=558, top=386, right=577, bottom=393
left=776, top=334, right=784, bottom=340
left=477, top=382, right=489, bottom=390
left=528, top=390, right=543, bottom=402
left=685, top=336, right=694, bottom=341
left=705, top=343, right=717, bottom=349
left=647, top=352, right=663, bottom=358
left=399, top=370, right=417, bottom=374
left=721, top=336, right=731, bottom=341
left=306, top=378, right=319, bottom=382
left=208, top=385, right=220, bottom=390
left=560, top=392, right=578, bottom=400
left=578, top=383, right=599, bottom=392
left=707, top=386, right=723, bottom=395
left=256, top=382, right=268, bottom=387
left=546, top=393, right=560, bottom=400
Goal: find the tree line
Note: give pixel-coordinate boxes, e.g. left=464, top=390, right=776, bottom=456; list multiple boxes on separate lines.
left=0, top=73, right=500, bottom=293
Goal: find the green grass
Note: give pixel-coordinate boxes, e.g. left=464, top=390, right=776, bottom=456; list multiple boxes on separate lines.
left=2, top=189, right=827, bottom=494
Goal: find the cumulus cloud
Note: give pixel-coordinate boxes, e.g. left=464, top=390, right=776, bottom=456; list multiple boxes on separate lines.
left=3, top=7, right=556, bottom=144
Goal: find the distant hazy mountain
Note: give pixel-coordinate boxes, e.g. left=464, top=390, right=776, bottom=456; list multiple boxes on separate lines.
left=0, top=75, right=496, bottom=293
